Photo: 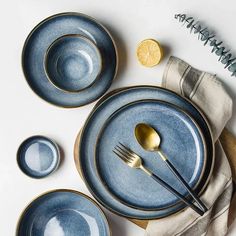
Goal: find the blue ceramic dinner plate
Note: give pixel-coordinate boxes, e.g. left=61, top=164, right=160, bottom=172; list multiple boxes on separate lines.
left=22, top=12, right=117, bottom=107
left=76, top=86, right=214, bottom=219
left=16, top=190, right=110, bottom=236
left=95, top=100, right=206, bottom=211
left=17, top=136, right=60, bottom=178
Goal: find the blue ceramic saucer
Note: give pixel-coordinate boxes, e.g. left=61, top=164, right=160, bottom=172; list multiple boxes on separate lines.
left=22, top=12, right=117, bottom=107
left=75, top=86, right=214, bottom=219
left=17, top=136, right=60, bottom=178
left=16, top=189, right=110, bottom=236
left=44, top=34, right=102, bottom=92
left=95, top=100, right=206, bottom=211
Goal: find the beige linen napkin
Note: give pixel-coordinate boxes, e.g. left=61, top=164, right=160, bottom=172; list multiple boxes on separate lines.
left=146, top=56, right=234, bottom=236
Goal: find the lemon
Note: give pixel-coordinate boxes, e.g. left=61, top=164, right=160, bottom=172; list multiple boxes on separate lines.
left=136, top=39, right=163, bottom=67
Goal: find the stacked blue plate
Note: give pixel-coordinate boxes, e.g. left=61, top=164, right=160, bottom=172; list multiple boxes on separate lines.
left=74, top=86, right=214, bottom=220
left=22, top=12, right=117, bottom=108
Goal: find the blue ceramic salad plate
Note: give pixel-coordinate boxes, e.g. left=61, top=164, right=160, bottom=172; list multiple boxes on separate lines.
left=16, top=190, right=110, bottom=236
left=17, top=136, right=60, bottom=178
left=95, top=100, right=206, bottom=211
left=22, top=12, right=117, bottom=107
left=75, top=86, right=214, bottom=219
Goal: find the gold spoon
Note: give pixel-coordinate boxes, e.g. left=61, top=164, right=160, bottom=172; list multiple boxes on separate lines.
left=135, top=123, right=207, bottom=212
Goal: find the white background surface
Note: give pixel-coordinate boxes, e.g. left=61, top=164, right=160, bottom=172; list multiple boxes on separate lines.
left=1, top=0, right=236, bottom=235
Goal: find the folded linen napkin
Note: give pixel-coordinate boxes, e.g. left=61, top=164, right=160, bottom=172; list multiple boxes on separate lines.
left=146, top=56, right=234, bottom=236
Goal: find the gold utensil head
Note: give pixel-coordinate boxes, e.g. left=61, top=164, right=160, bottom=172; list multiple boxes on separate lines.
left=113, top=143, right=142, bottom=169
left=135, top=123, right=161, bottom=152
left=113, top=143, right=152, bottom=176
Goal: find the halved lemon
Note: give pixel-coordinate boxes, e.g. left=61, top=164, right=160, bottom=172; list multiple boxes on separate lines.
left=136, top=39, right=163, bottom=67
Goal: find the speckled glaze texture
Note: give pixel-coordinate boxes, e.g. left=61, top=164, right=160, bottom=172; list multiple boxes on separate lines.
left=17, top=136, right=60, bottom=178
left=45, top=35, right=102, bottom=92
left=96, top=100, right=206, bottom=210
left=22, top=12, right=117, bottom=107
left=77, top=86, right=214, bottom=219
left=16, top=190, right=110, bottom=236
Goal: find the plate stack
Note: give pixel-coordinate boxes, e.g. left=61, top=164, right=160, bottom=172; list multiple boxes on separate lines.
left=74, top=86, right=214, bottom=220
left=22, top=13, right=117, bottom=108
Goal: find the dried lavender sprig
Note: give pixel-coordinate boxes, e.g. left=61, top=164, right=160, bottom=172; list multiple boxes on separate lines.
left=175, top=13, right=236, bottom=77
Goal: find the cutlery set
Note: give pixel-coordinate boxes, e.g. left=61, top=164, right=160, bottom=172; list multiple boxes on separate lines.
left=114, top=136, right=207, bottom=215
left=135, top=123, right=208, bottom=213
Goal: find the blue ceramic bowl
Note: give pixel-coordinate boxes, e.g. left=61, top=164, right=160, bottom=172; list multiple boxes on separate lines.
left=44, top=34, right=102, bottom=92
left=17, top=136, right=60, bottom=178
left=16, top=189, right=111, bottom=236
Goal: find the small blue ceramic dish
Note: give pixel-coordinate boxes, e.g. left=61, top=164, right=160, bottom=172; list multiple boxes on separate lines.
left=44, top=34, right=102, bottom=92
left=17, top=136, right=60, bottom=178
left=16, top=189, right=111, bottom=236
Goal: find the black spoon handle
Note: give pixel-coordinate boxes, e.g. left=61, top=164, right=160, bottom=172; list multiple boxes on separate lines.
left=158, top=150, right=208, bottom=212
left=146, top=168, right=204, bottom=216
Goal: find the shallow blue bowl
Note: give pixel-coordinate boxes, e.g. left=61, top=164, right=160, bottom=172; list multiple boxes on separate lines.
left=16, top=189, right=111, bottom=236
left=17, top=136, right=60, bottom=178
left=44, top=34, right=102, bottom=92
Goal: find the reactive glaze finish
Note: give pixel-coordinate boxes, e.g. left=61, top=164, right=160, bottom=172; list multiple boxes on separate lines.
left=95, top=100, right=206, bottom=210
left=22, top=12, right=117, bottom=107
left=16, top=190, right=110, bottom=236
left=75, top=86, right=214, bottom=219
left=45, top=34, right=102, bottom=92
left=17, top=136, right=60, bottom=178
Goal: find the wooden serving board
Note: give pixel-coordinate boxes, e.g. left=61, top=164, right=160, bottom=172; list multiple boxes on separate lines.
left=74, top=128, right=236, bottom=229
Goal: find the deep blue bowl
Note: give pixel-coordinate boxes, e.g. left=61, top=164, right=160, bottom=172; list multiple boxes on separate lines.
left=16, top=190, right=111, bottom=236
left=17, top=136, right=60, bottom=178
left=44, top=34, right=102, bottom=92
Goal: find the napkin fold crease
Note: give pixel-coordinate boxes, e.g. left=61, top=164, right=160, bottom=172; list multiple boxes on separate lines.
left=145, top=56, right=234, bottom=236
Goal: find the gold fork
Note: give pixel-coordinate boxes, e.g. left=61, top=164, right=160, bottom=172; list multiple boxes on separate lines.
left=113, top=143, right=204, bottom=216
